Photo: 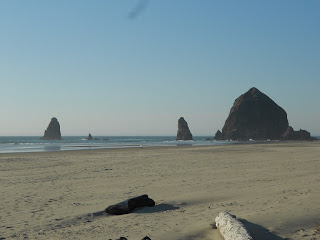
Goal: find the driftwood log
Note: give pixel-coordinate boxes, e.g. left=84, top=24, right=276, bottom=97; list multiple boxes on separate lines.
left=105, top=195, right=155, bottom=215
left=215, top=211, right=253, bottom=240
left=115, top=237, right=151, bottom=240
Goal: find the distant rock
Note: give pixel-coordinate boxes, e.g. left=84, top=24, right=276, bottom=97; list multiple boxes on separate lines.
left=281, top=126, right=316, bottom=141
left=214, top=87, right=289, bottom=140
left=176, top=117, right=193, bottom=140
left=41, top=117, right=62, bottom=140
left=87, top=133, right=93, bottom=140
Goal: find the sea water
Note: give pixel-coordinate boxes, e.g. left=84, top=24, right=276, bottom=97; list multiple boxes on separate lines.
left=2, top=136, right=318, bottom=154
left=0, top=136, right=234, bottom=153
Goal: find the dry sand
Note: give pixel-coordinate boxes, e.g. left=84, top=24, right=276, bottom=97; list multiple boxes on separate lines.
left=1, top=142, right=319, bottom=240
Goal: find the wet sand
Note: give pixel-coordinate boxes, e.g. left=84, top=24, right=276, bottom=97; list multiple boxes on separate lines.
left=1, top=142, right=319, bottom=239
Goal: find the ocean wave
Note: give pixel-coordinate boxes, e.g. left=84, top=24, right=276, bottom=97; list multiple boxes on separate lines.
left=0, top=136, right=235, bottom=154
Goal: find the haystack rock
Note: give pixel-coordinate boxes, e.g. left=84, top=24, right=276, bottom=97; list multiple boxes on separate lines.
left=214, top=87, right=289, bottom=140
left=41, top=117, right=62, bottom=140
left=176, top=117, right=193, bottom=140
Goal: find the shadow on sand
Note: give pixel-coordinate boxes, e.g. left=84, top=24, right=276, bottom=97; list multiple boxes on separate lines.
left=92, top=210, right=106, bottom=217
left=240, top=219, right=286, bottom=240
left=133, top=204, right=179, bottom=213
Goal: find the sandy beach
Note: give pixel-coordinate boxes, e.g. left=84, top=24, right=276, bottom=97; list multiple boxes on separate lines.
left=1, top=142, right=319, bottom=240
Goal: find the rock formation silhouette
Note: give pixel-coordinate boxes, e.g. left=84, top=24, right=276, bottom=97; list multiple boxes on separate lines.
left=176, top=117, right=193, bottom=140
left=214, top=87, right=315, bottom=141
left=41, top=117, right=62, bottom=140
left=87, top=133, right=93, bottom=140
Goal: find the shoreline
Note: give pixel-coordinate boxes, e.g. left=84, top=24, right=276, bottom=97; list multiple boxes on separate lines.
left=0, top=139, right=317, bottom=156
left=1, top=135, right=319, bottom=155
left=1, top=142, right=319, bottom=239
left=0, top=136, right=233, bottom=154
left=0, top=137, right=319, bottom=155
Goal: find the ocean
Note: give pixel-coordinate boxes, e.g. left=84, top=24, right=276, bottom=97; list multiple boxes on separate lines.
left=0, top=136, right=235, bottom=154
left=1, top=136, right=318, bottom=154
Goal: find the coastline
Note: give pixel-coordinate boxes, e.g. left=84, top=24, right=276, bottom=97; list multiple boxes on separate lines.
left=1, top=142, right=319, bottom=239
left=0, top=136, right=235, bottom=154
left=1, top=135, right=319, bottom=154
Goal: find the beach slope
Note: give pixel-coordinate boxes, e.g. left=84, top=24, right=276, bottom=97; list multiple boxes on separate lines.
left=1, top=142, right=319, bottom=239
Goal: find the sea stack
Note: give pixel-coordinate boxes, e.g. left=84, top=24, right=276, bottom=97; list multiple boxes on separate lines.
left=215, top=87, right=289, bottom=140
left=87, top=133, right=93, bottom=140
left=281, top=126, right=315, bottom=141
left=214, top=87, right=315, bottom=141
left=176, top=117, right=193, bottom=140
left=41, top=117, right=62, bottom=140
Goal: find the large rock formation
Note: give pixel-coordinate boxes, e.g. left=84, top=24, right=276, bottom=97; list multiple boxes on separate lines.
left=41, top=117, right=62, bottom=140
left=214, top=87, right=315, bottom=141
left=176, top=117, right=193, bottom=140
left=216, top=88, right=289, bottom=140
left=215, top=87, right=288, bottom=140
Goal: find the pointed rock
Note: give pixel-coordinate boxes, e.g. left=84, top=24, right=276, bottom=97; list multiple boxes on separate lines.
left=176, top=117, right=193, bottom=140
left=214, top=130, right=222, bottom=140
left=87, top=133, right=93, bottom=140
left=41, top=117, right=62, bottom=140
left=219, top=87, right=289, bottom=140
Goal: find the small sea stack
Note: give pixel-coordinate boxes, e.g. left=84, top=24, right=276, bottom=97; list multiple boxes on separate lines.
left=176, top=117, right=193, bottom=140
left=86, top=133, right=93, bottom=140
left=41, top=117, right=62, bottom=140
left=281, top=127, right=316, bottom=141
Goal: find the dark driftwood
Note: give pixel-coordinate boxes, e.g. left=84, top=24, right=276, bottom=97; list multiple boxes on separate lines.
left=105, top=195, right=155, bottom=215
left=115, top=237, right=151, bottom=240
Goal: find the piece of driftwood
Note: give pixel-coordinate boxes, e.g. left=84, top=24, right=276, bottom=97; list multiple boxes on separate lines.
left=115, top=237, right=151, bottom=240
left=105, top=194, right=155, bottom=215
left=215, top=211, right=253, bottom=240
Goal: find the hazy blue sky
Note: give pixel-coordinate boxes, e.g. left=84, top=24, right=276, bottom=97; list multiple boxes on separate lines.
left=1, top=0, right=319, bottom=136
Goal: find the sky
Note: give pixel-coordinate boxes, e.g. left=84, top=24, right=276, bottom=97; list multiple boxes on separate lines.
left=1, top=0, right=319, bottom=136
